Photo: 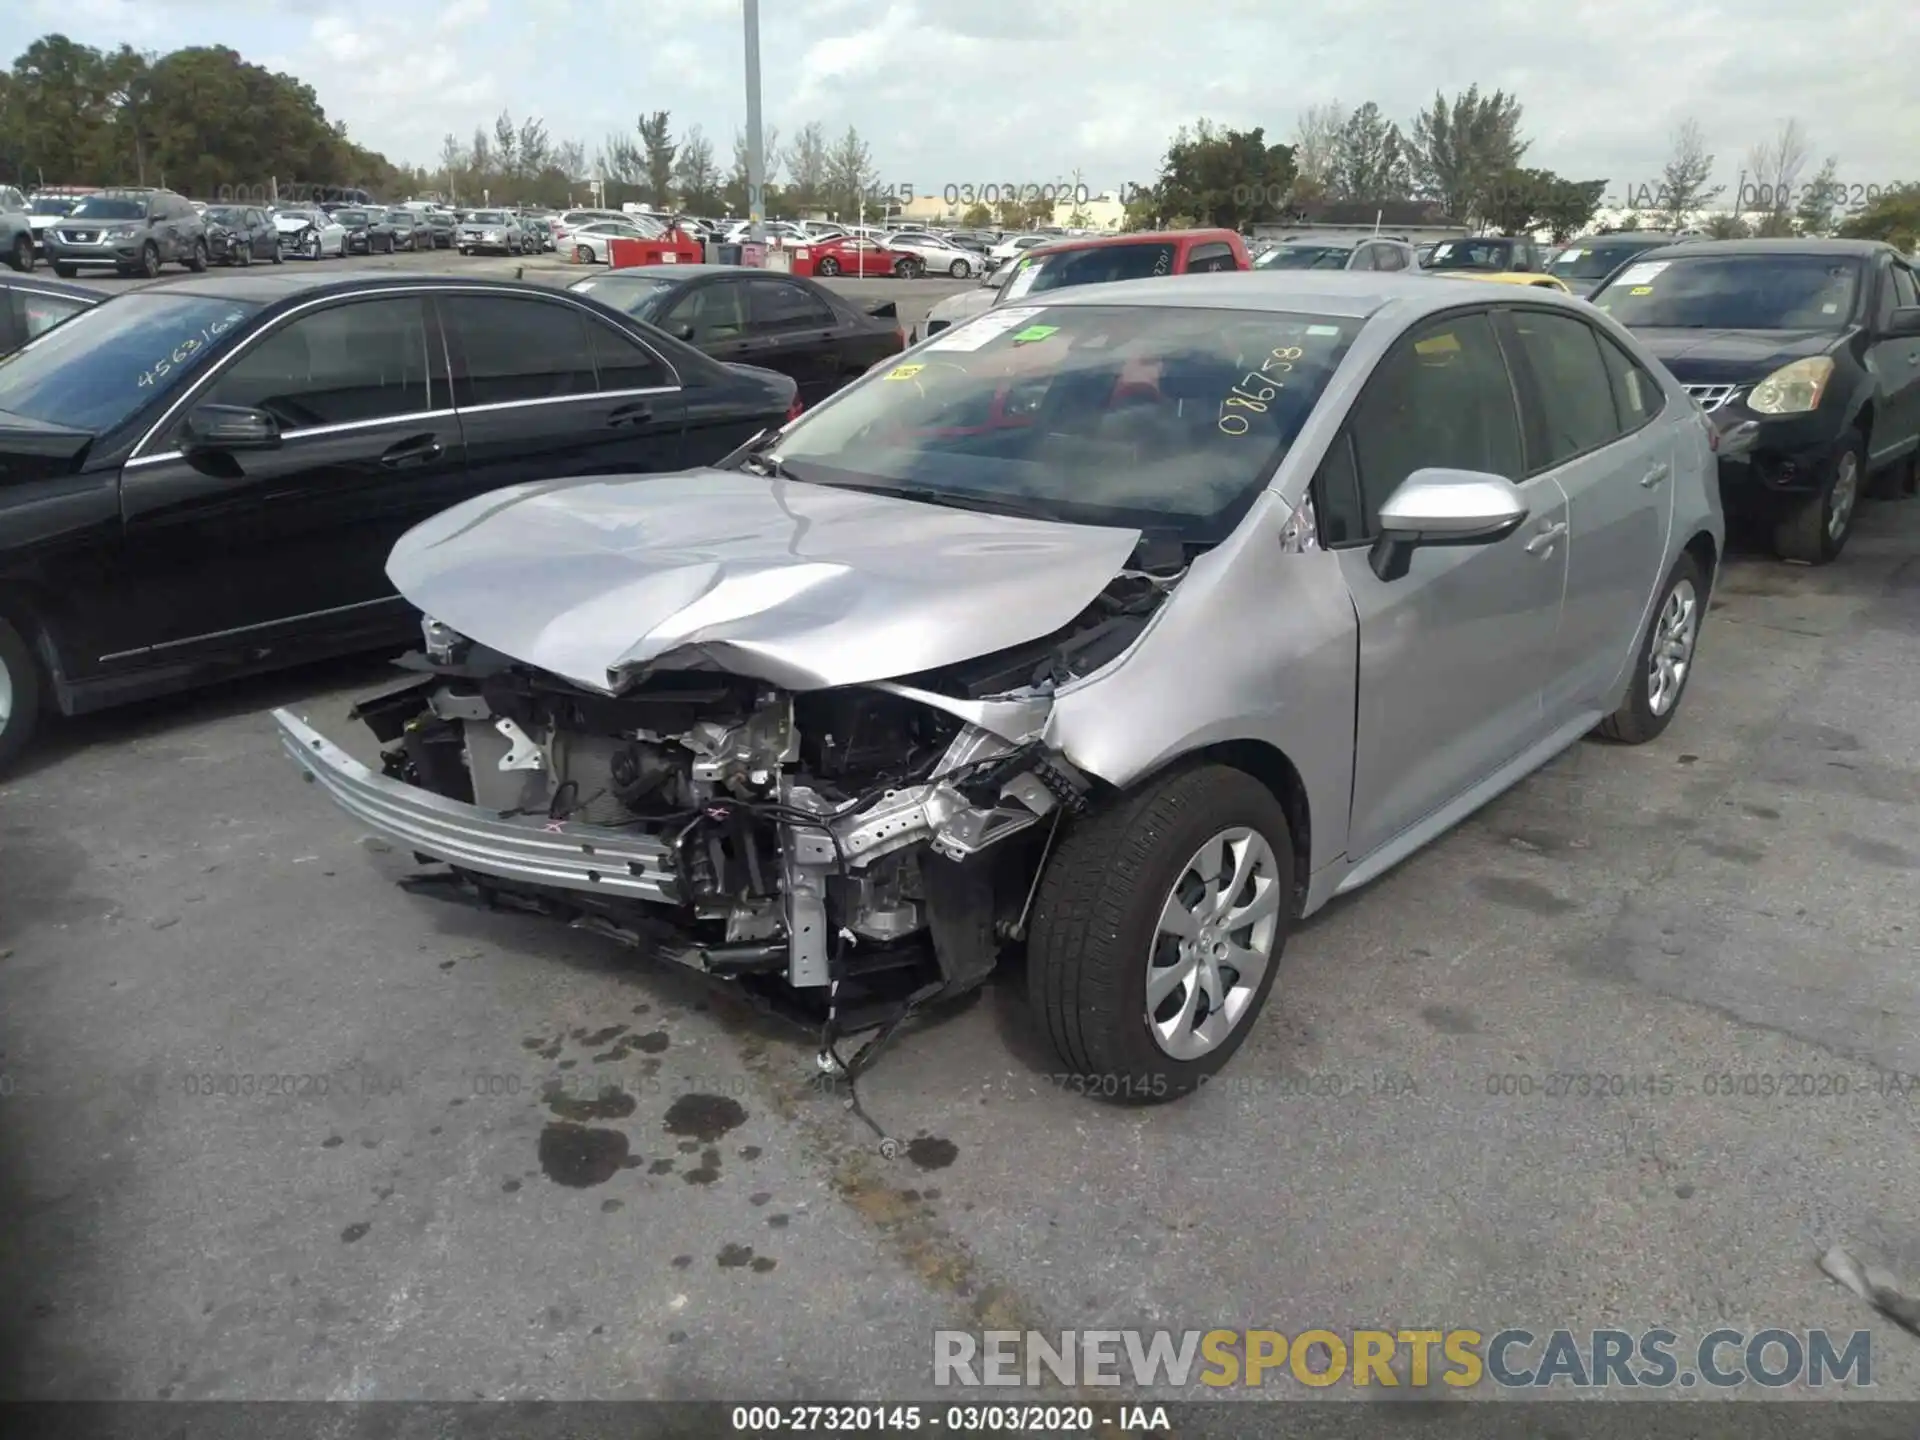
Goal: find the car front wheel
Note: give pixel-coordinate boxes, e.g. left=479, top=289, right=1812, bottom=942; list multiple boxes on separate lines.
left=1027, top=764, right=1294, bottom=1102
left=0, top=615, right=44, bottom=773
left=1773, top=430, right=1862, bottom=564
left=7, top=234, right=32, bottom=273
left=816, top=256, right=841, bottom=276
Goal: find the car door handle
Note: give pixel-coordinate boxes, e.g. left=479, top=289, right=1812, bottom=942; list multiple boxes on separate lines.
left=1524, top=520, right=1569, bottom=554
left=606, top=402, right=653, bottom=427
left=1641, top=462, right=1670, bottom=488
left=379, top=434, right=444, bottom=468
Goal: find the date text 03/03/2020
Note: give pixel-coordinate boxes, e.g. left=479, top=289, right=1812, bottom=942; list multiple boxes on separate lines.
left=729, top=1404, right=1164, bottom=1432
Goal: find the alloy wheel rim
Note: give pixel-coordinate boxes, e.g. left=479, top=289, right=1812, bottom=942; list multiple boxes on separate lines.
left=1145, top=827, right=1282, bottom=1061
left=0, top=652, right=12, bottom=729
left=1647, top=577, right=1699, bottom=717
left=1828, top=453, right=1859, bottom=542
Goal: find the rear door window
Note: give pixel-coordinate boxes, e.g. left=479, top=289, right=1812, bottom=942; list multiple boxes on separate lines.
left=1501, top=309, right=1622, bottom=468
left=749, top=280, right=836, bottom=333
left=1185, top=241, right=1237, bottom=273
left=663, top=282, right=748, bottom=343
left=440, top=294, right=597, bottom=407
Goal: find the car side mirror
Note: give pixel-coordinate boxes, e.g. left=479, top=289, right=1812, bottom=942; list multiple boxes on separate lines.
left=1368, top=468, right=1529, bottom=582
left=674, top=323, right=697, bottom=342
left=1884, top=305, right=1920, bottom=339
left=180, top=404, right=281, bottom=453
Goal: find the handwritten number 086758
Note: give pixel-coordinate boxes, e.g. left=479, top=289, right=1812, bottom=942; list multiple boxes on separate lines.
left=1218, top=346, right=1303, bottom=436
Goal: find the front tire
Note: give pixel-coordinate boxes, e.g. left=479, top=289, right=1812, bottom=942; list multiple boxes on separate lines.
left=1773, top=431, right=1861, bottom=564
left=816, top=256, right=841, bottom=276
left=139, top=241, right=162, bottom=279
left=0, top=615, right=44, bottom=774
left=186, top=238, right=208, bottom=272
left=1027, top=764, right=1294, bottom=1102
left=1597, top=551, right=1706, bottom=744
left=54, top=263, right=77, bottom=278
left=8, top=234, right=32, bottom=273
left=949, top=258, right=970, bottom=278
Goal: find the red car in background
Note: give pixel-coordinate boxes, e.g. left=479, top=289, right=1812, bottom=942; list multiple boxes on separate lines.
left=806, top=235, right=924, bottom=278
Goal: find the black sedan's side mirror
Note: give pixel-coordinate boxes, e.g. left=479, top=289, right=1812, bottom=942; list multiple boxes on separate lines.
left=1884, top=305, right=1920, bottom=340
left=675, top=323, right=697, bottom=342
left=180, top=404, right=281, bottom=453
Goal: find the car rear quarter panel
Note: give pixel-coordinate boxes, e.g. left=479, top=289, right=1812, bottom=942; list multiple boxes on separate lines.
left=1044, top=490, right=1359, bottom=882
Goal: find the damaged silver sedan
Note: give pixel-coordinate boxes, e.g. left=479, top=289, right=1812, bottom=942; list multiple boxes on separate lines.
left=276, top=273, right=1723, bottom=1100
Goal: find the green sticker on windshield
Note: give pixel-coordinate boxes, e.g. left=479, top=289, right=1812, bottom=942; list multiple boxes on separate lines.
left=1010, top=324, right=1058, bottom=344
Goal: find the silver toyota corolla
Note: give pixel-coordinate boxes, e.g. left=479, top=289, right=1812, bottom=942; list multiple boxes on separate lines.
left=276, top=272, right=1722, bottom=1102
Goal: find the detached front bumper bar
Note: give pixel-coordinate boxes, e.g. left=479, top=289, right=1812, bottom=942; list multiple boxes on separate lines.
left=273, top=709, right=681, bottom=904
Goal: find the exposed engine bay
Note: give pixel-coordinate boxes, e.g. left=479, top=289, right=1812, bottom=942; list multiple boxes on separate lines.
left=335, top=554, right=1182, bottom=1044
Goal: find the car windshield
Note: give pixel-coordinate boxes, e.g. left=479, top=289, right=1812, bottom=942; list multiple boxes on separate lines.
left=31, top=198, right=76, bottom=216
left=335, top=210, right=369, bottom=224
left=0, top=293, right=262, bottom=433
left=1591, top=254, right=1864, bottom=329
left=568, top=276, right=679, bottom=314
left=1003, top=243, right=1178, bottom=301
left=1256, top=245, right=1353, bottom=270
left=203, top=207, right=245, bottom=225
left=472, top=211, right=506, bottom=224
left=767, top=303, right=1361, bottom=542
left=1423, top=239, right=1518, bottom=272
left=69, top=196, right=146, bottom=221
left=1551, top=242, right=1668, bottom=280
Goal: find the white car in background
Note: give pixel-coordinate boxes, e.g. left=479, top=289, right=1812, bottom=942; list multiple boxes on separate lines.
left=273, top=207, right=346, bottom=259
left=881, top=232, right=983, bottom=277
left=988, top=232, right=1052, bottom=263
left=565, top=219, right=655, bottom=264
left=25, top=194, right=79, bottom=255
left=723, top=220, right=810, bottom=245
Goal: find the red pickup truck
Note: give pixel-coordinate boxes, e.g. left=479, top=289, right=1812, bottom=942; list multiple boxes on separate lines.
left=914, top=228, right=1252, bottom=342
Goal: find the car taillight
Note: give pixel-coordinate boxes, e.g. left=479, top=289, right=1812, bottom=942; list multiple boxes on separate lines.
left=787, top=396, right=804, bottom=422
left=896, top=326, right=907, bottom=349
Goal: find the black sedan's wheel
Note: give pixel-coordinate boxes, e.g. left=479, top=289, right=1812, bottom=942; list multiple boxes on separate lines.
left=271, top=239, right=283, bottom=264
left=1773, top=429, right=1862, bottom=565
left=1596, top=551, right=1706, bottom=744
left=8, top=233, right=32, bottom=273
left=816, top=256, right=841, bottom=277
left=1027, top=764, right=1294, bottom=1102
left=0, top=615, right=44, bottom=774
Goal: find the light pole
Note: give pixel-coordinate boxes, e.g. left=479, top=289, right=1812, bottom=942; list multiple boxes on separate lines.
left=743, top=0, right=766, bottom=252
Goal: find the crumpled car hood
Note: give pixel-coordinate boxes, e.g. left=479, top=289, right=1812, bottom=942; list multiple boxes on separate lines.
left=386, top=469, right=1143, bottom=694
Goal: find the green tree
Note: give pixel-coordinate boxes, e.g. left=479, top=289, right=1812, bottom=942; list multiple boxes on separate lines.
left=1148, top=119, right=1295, bottom=230
left=1328, top=102, right=1409, bottom=201
left=1656, top=118, right=1723, bottom=229
left=1405, top=85, right=1529, bottom=222
left=1837, top=182, right=1920, bottom=252
left=783, top=122, right=829, bottom=212
left=638, top=110, right=675, bottom=207
left=1794, top=156, right=1842, bottom=235
left=671, top=125, right=721, bottom=213
left=1705, top=212, right=1753, bottom=240
left=824, top=125, right=876, bottom=220
left=961, top=201, right=993, bottom=228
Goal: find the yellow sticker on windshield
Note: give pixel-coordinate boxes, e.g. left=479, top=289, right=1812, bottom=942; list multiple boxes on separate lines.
left=885, top=363, right=924, bottom=380
left=1414, top=333, right=1461, bottom=356
left=1630, top=285, right=1653, bottom=295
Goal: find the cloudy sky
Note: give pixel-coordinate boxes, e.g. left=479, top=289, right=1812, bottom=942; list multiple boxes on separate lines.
left=8, top=0, right=1919, bottom=205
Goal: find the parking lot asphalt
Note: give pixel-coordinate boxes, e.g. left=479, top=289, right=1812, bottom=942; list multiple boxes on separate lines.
left=51, top=248, right=975, bottom=330
left=3, top=405, right=1920, bottom=1399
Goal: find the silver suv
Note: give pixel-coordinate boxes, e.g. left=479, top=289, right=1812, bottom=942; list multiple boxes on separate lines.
left=0, top=187, right=32, bottom=274
left=46, top=188, right=208, bottom=279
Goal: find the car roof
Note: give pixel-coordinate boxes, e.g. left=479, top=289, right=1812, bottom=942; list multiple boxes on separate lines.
left=1025, top=228, right=1239, bottom=258
left=583, top=265, right=762, bottom=280
left=133, top=271, right=611, bottom=304
left=1620, top=237, right=1895, bottom=260
left=0, top=275, right=102, bottom=303
left=1025, top=270, right=1590, bottom=321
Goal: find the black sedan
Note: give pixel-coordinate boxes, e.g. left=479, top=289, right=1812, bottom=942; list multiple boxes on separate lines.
left=333, top=208, right=399, bottom=255
left=1590, top=238, right=1920, bottom=564
left=0, top=271, right=798, bottom=767
left=201, top=205, right=283, bottom=267
left=0, top=274, right=100, bottom=356
left=568, top=265, right=904, bottom=407
left=385, top=210, right=432, bottom=251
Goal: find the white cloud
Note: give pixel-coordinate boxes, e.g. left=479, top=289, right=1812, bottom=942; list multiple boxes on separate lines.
left=1, top=0, right=1915, bottom=194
